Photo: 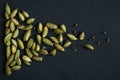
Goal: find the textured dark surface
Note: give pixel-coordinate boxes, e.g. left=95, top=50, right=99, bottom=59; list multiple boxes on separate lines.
left=0, top=0, right=120, bottom=80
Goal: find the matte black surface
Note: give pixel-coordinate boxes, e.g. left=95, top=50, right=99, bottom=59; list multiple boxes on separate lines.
left=0, top=0, right=120, bottom=80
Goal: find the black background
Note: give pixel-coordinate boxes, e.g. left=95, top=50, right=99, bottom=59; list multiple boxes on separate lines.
left=0, top=0, right=120, bottom=80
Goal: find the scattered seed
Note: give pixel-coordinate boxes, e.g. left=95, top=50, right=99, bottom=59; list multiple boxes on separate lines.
left=53, top=43, right=65, bottom=52
left=16, top=58, right=21, bottom=65
left=10, top=8, right=18, bottom=18
left=22, top=55, right=32, bottom=62
left=23, top=60, right=31, bottom=66
left=42, top=26, right=48, bottom=38
left=83, top=44, right=94, bottom=50
left=46, top=22, right=58, bottom=29
left=79, top=32, right=85, bottom=40
left=10, top=21, right=15, bottom=32
left=22, top=10, right=29, bottom=18
left=31, top=49, right=39, bottom=56
left=35, top=44, right=41, bottom=52
left=26, top=18, right=35, bottom=24
left=36, top=34, right=41, bottom=44
left=18, top=12, right=25, bottom=21
left=32, top=42, right=36, bottom=50
left=6, top=54, right=15, bottom=66
left=39, top=49, right=49, bottom=55
left=17, top=25, right=25, bottom=29
left=11, top=66, right=21, bottom=70
left=17, top=38, right=24, bottom=49
left=26, top=48, right=33, bottom=58
left=49, top=49, right=57, bottom=56
left=5, top=20, right=11, bottom=28
left=11, top=18, right=19, bottom=25
left=11, top=44, right=17, bottom=54
left=27, top=38, right=33, bottom=49
left=5, top=66, right=12, bottom=76
left=15, top=50, right=20, bottom=60
left=49, top=36, right=59, bottom=43
left=5, top=12, right=10, bottom=20
left=6, top=40, right=11, bottom=46
left=4, top=33, right=12, bottom=44
left=6, top=45, right=11, bottom=59
left=22, top=24, right=33, bottom=30
left=63, top=41, right=71, bottom=48
left=42, top=38, right=53, bottom=46
left=58, top=34, right=63, bottom=43
left=54, top=28, right=63, bottom=34
left=13, top=29, right=19, bottom=38
left=60, top=24, right=66, bottom=32
left=5, top=3, right=11, bottom=15
left=23, top=30, right=31, bottom=41
left=10, top=61, right=16, bottom=67
left=66, top=34, right=78, bottom=40
left=11, top=39, right=17, bottom=47
left=37, top=22, right=43, bottom=33
left=33, top=56, right=43, bottom=62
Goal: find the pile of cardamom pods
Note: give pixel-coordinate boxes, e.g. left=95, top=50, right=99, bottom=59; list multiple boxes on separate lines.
left=4, top=3, right=103, bottom=76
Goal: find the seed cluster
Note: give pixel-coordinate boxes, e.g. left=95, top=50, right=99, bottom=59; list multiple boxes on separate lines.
left=4, top=3, right=111, bottom=76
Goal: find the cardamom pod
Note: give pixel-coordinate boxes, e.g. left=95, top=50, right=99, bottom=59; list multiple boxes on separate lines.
left=83, top=44, right=94, bottom=50
left=23, top=30, right=31, bottom=41
left=58, top=34, right=63, bottom=43
left=60, top=24, right=66, bottom=32
left=27, top=38, right=33, bottom=49
left=10, top=8, right=18, bottom=18
left=36, top=34, right=41, bottom=44
left=39, top=49, right=48, bottom=55
left=22, top=10, right=29, bottom=18
left=4, top=33, right=12, bottom=43
left=49, top=49, right=57, bottom=56
left=53, top=43, right=65, bottom=52
left=17, top=38, right=24, bottom=49
left=42, top=26, right=48, bottom=38
left=66, top=34, right=78, bottom=40
left=5, top=3, right=11, bottom=15
left=54, top=28, right=63, bottom=34
left=49, top=36, right=59, bottom=43
left=11, top=18, right=19, bottom=25
left=33, top=56, right=43, bottom=61
left=18, top=12, right=25, bottom=21
left=26, top=48, right=33, bottom=58
left=79, top=32, right=85, bottom=40
left=26, top=18, right=35, bottom=24
left=37, top=22, right=43, bottom=33
left=46, top=22, right=58, bottom=29
left=42, top=38, right=53, bottom=46
left=63, top=41, right=71, bottom=48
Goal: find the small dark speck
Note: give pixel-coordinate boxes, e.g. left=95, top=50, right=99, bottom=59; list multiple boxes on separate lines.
left=106, top=38, right=110, bottom=43
left=103, top=31, right=107, bottom=35
left=73, top=24, right=78, bottom=27
left=96, top=41, right=101, bottom=45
